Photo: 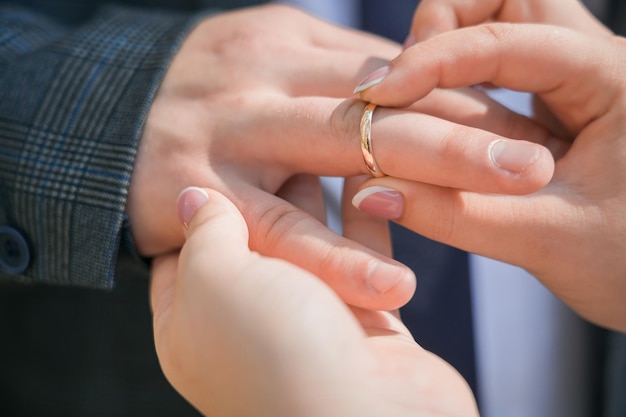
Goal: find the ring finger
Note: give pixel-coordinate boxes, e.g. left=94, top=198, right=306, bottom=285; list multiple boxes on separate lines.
left=216, top=95, right=555, bottom=194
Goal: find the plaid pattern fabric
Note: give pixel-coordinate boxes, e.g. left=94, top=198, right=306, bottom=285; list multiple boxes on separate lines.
left=0, top=3, right=265, bottom=415
left=0, top=4, right=205, bottom=288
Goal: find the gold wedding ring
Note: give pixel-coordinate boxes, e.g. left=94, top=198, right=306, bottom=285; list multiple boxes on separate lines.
left=360, top=103, right=386, bottom=177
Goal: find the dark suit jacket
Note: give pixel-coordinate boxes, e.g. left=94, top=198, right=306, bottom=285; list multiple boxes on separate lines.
left=0, top=1, right=262, bottom=415
left=0, top=1, right=624, bottom=416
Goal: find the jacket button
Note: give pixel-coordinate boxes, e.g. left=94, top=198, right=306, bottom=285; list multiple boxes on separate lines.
left=0, top=226, right=30, bottom=275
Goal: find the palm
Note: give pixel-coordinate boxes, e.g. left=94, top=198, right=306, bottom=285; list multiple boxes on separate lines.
left=359, top=309, right=479, bottom=417
left=152, top=251, right=477, bottom=417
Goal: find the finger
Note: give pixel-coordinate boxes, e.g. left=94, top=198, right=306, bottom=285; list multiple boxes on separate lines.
left=228, top=183, right=417, bottom=311
left=223, top=5, right=401, bottom=98
left=352, top=175, right=596, bottom=288
left=360, top=24, right=622, bottom=132
left=352, top=177, right=544, bottom=270
left=352, top=176, right=626, bottom=330
left=276, top=174, right=326, bottom=224
left=350, top=306, right=414, bottom=339
left=409, top=0, right=500, bottom=41
left=178, top=186, right=362, bottom=324
left=176, top=187, right=323, bottom=299
left=281, top=50, right=394, bottom=98
left=409, top=0, right=610, bottom=43
left=342, top=175, right=393, bottom=258
left=224, top=96, right=554, bottom=195
left=205, top=44, right=394, bottom=99
left=149, top=188, right=252, bottom=338
left=408, top=87, right=562, bottom=146
left=342, top=176, right=414, bottom=315
left=159, top=186, right=371, bottom=411
left=271, top=3, right=402, bottom=54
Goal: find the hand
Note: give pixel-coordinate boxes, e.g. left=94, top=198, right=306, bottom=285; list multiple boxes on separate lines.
left=404, top=0, right=612, bottom=136
left=405, top=0, right=611, bottom=46
left=129, top=4, right=418, bottom=310
left=354, top=22, right=626, bottom=331
left=128, top=4, right=556, bottom=310
left=150, top=185, right=478, bottom=417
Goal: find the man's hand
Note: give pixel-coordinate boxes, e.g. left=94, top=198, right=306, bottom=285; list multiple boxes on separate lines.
left=128, top=4, right=555, bottom=310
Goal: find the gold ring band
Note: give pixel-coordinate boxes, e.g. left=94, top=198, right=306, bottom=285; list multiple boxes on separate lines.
left=360, top=103, right=385, bottom=177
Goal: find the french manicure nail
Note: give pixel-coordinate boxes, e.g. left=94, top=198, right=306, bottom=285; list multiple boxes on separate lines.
left=353, top=65, right=390, bottom=94
left=177, top=186, right=209, bottom=228
left=352, top=186, right=404, bottom=220
left=489, top=140, right=540, bottom=174
left=367, top=260, right=406, bottom=294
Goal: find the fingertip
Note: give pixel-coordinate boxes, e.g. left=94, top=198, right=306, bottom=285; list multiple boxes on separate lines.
left=530, top=146, right=556, bottom=189
left=355, top=49, right=435, bottom=108
left=367, top=259, right=416, bottom=304
left=177, top=186, right=209, bottom=229
left=488, top=140, right=555, bottom=191
left=352, top=186, right=404, bottom=220
left=489, top=140, right=542, bottom=175
left=177, top=187, right=251, bottom=268
left=353, top=65, right=390, bottom=95
left=177, top=187, right=247, bottom=241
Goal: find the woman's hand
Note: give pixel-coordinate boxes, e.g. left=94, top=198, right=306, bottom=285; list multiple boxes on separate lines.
left=405, top=0, right=611, bottom=46
left=150, top=185, right=478, bottom=417
left=354, top=23, right=626, bottom=331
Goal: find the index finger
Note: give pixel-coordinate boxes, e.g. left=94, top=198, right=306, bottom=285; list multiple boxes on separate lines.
left=359, top=24, right=624, bottom=131
left=409, top=0, right=610, bottom=42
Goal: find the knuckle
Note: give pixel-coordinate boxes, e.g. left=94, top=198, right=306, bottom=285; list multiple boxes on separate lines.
left=250, top=202, right=310, bottom=253
left=248, top=200, right=352, bottom=280
left=478, top=22, right=512, bottom=45
left=329, top=99, right=362, bottom=141
left=424, top=195, right=460, bottom=243
left=438, top=122, right=474, bottom=160
left=329, top=99, right=369, bottom=170
left=475, top=23, right=515, bottom=78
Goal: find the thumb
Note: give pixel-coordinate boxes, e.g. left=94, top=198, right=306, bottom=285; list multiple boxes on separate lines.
left=175, top=186, right=367, bottom=360
left=151, top=186, right=250, bottom=329
left=177, top=186, right=249, bottom=247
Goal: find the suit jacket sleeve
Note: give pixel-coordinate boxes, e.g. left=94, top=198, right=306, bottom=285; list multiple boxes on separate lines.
left=0, top=5, right=205, bottom=288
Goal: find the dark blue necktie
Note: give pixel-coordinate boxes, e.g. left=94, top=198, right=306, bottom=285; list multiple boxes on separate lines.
left=359, top=0, right=478, bottom=398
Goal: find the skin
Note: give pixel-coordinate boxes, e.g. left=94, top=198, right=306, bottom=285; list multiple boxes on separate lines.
left=150, top=184, right=479, bottom=417
left=356, top=0, right=626, bottom=331
left=144, top=3, right=624, bottom=415
left=406, top=0, right=611, bottom=44
left=126, top=4, right=556, bottom=311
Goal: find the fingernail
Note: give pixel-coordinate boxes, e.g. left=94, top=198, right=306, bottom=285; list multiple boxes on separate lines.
left=352, top=186, right=403, bottom=220
left=177, top=186, right=209, bottom=228
left=367, top=260, right=405, bottom=294
left=489, top=140, right=540, bottom=174
left=403, top=33, right=416, bottom=49
left=353, top=65, right=390, bottom=94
